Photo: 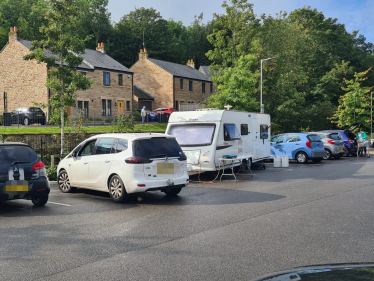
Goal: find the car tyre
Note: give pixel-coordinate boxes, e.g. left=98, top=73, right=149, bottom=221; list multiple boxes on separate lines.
left=342, top=146, right=350, bottom=157
left=333, top=155, right=341, bottom=159
left=23, top=117, right=29, bottom=126
left=312, top=159, right=322, bottom=163
left=323, top=149, right=332, bottom=160
left=109, top=175, right=128, bottom=203
left=31, top=195, right=48, bottom=206
left=164, top=187, right=182, bottom=196
left=58, top=170, right=74, bottom=193
left=295, top=152, right=308, bottom=164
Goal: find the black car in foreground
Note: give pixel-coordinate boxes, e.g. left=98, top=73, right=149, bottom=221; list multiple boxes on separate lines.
left=10, top=107, right=46, bottom=125
left=0, top=143, right=50, bottom=206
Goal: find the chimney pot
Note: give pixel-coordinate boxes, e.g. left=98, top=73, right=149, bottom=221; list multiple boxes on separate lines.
left=10, top=27, right=14, bottom=32
left=144, top=48, right=147, bottom=52
left=98, top=43, right=100, bottom=47
left=101, top=42, right=104, bottom=47
left=14, top=26, right=18, bottom=32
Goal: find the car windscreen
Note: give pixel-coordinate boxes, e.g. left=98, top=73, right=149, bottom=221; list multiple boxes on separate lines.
left=329, top=133, right=341, bottom=140
left=0, top=145, right=38, bottom=166
left=133, top=137, right=183, bottom=158
left=29, top=108, right=43, bottom=113
left=307, top=135, right=321, bottom=142
left=168, top=124, right=215, bottom=146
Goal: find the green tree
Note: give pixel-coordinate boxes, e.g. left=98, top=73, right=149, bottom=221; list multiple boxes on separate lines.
left=208, top=54, right=260, bottom=111
left=331, top=68, right=373, bottom=131
left=24, top=0, right=93, bottom=155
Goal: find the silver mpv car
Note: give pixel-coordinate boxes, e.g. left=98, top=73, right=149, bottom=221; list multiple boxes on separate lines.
left=310, top=132, right=344, bottom=159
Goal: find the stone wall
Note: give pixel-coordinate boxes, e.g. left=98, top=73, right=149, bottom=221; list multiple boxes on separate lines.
left=0, top=30, right=49, bottom=116
left=131, top=58, right=174, bottom=109
left=174, top=77, right=215, bottom=108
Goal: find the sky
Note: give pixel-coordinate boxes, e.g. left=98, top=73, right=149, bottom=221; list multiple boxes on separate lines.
left=107, top=0, right=374, bottom=43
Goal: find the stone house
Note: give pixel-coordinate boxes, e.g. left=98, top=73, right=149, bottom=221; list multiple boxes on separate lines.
left=0, top=27, right=133, bottom=121
left=130, top=49, right=215, bottom=111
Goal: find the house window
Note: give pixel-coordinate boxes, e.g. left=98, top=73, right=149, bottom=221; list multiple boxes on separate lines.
left=118, top=74, right=123, bottom=86
left=81, top=72, right=86, bottom=76
left=126, top=101, right=130, bottom=111
left=103, top=72, right=110, bottom=86
left=210, top=83, right=213, bottom=93
left=78, top=101, right=83, bottom=113
left=84, top=101, right=89, bottom=118
left=108, top=100, right=112, bottom=116
left=202, top=82, right=205, bottom=93
left=189, top=80, right=193, bottom=91
left=102, top=99, right=106, bottom=116
left=175, top=101, right=179, bottom=110
left=180, top=79, right=183, bottom=89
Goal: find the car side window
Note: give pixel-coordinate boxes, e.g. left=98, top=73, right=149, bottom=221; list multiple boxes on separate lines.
left=286, top=134, right=301, bottom=143
left=317, top=134, right=325, bottom=140
left=271, top=134, right=285, bottom=144
left=95, top=138, right=115, bottom=155
left=79, top=140, right=97, bottom=156
left=115, top=139, right=128, bottom=153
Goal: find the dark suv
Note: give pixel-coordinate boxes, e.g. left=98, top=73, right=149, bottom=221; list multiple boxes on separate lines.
left=11, top=107, right=46, bottom=125
left=0, top=143, right=50, bottom=206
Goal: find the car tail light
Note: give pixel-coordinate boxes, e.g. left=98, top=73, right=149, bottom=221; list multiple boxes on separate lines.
left=348, top=139, right=352, bottom=143
left=32, top=161, right=45, bottom=170
left=137, top=184, right=146, bottom=187
left=328, top=140, right=336, bottom=144
left=125, top=157, right=152, bottom=164
left=306, top=141, right=313, bottom=148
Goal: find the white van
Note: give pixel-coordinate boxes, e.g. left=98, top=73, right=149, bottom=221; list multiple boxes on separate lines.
left=166, top=110, right=271, bottom=173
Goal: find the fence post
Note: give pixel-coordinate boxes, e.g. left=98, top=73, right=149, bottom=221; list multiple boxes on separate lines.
left=51, top=155, right=55, bottom=168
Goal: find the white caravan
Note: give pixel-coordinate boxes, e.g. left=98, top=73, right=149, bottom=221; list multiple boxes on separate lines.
left=165, top=109, right=271, bottom=173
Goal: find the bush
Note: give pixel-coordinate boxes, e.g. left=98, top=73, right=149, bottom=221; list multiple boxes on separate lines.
left=0, top=111, right=3, bottom=125
left=112, top=114, right=135, bottom=133
left=132, top=109, right=141, bottom=121
left=46, top=167, right=58, bottom=181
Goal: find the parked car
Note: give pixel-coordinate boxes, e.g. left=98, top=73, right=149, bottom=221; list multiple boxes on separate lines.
left=10, top=107, right=46, bottom=125
left=309, top=132, right=344, bottom=160
left=320, top=124, right=360, bottom=157
left=153, top=107, right=178, bottom=115
left=57, top=133, right=189, bottom=203
left=271, top=133, right=326, bottom=163
left=135, top=109, right=157, bottom=122
left=0, top=143, right=50, bottom=206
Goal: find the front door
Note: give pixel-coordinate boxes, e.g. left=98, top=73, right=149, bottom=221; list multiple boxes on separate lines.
left=117, top=101, right=125, bottom=114
left=67, top=107, right=71, bottom=116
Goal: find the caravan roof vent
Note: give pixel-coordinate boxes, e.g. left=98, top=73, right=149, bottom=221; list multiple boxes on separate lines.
left=224, top=104, right=233, bottom=110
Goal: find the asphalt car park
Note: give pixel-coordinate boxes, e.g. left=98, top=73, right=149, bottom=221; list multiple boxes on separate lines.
left=1, top=154, right=374, bottom=281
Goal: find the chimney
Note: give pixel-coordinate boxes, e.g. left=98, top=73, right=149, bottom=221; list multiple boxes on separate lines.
left=9, top=26, right=19, bottom=43
left=96, top=42, right=105, bottom=53
left=139, top=48, right=148, bottom=61
left=186, top=59, right=195, bottom=69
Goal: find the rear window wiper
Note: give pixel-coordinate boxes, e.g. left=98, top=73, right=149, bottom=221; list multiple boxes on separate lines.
left=10, top=161, right=30, bottom=167
left=151, top=154, right=167, bottom=158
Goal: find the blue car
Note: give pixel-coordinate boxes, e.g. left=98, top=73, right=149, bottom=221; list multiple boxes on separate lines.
left=271, top=133, right=326, bottom=163
left=320, top=124, right=359, bottom=157
left=148, top=112, right=158, bottom=122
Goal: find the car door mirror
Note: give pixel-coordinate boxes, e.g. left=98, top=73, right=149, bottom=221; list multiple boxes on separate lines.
left=72, top=150, right=78, bottom=158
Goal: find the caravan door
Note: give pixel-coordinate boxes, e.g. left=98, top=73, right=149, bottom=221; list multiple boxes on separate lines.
left=214, top=123, right=241, bottom=167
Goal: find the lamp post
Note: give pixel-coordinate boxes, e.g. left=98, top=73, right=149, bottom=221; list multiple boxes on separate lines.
left=371, top=91, right=373, bottom=138
left=260, top=57, right=276, bottom=113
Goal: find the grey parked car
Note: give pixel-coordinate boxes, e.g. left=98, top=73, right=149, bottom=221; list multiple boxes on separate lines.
left=310, top=132, right=344, bottom=159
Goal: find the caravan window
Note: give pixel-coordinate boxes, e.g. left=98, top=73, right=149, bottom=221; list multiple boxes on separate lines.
left=168, top=124, right=215, bottom=146
left=241, top=124, right=249, bottom=135
left=260, top=124, right=269, bottom=140
left=224, top=124, right=241, bottom=141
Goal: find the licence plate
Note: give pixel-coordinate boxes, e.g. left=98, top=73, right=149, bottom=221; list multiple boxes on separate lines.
left=157, top=163, right=174, bottom=174
left=339, top=149, right=343, bottom=152
left=355, top=146, right=358, bottom=148
left=4, top=180, right=29, bottom=193
left=37, top=114, right=42, bottom=116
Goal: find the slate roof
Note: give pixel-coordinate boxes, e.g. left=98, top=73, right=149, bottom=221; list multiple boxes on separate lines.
left=148, top=58, right=211, bottom=82
left=200, top=66, right=210, bottom=75
left=133, top=85, right=154, bottom=100
left=18, top=39, right=132, bottom=73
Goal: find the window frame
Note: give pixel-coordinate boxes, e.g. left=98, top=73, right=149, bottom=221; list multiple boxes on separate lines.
left=78, top=139, right=97, bottom=157
left=78, top=101, right=83, bottom=113
left=180, top=79, right=183, bottom=89
left=107, top=100, right=112, bottom=116
left=223, top=124, right=241, bottom=141
left=210, top=83, right=213, bottom=93
left=126, top=101, right=130, bottom=111
left=94, top=138, right=116, bottom=155
left=241, top=124, right=249, bottom=135
left=102, top=99, right=106, bottom=116
left=103, top=72, right=111, bottom=86
left=202, top=82, right=205, bottom=93
left=118, top=74, right=123, bottom=86
left=189, top=80, right=193, bottom=91
left=285, top=134, right=301, bottom=143
left=260, top=124, right=269, bottom=140
left=271, top=134, right=285, bottom=144
left=167, top=123, right=216, bottom=147
left=83, top=101, right=89, bottom=118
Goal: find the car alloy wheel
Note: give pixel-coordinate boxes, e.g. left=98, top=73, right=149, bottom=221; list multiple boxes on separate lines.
left=296, top=152, right=308, bottom=164
left=58, top=170, right=74, bottom=193
left=109, top=175, right=128, bottom=203
left=323, top=149, right=332, bottom=160
left=342, top=146, right=350, bottom=157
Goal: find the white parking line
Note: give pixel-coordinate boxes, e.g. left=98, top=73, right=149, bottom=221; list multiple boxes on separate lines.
left=47, top=201, right=72, bottom=207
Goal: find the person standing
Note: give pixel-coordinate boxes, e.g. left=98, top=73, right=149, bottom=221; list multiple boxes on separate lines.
left=357, top=130, right=367, bottom=155
left=141, top=106, right=146, bottom=124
